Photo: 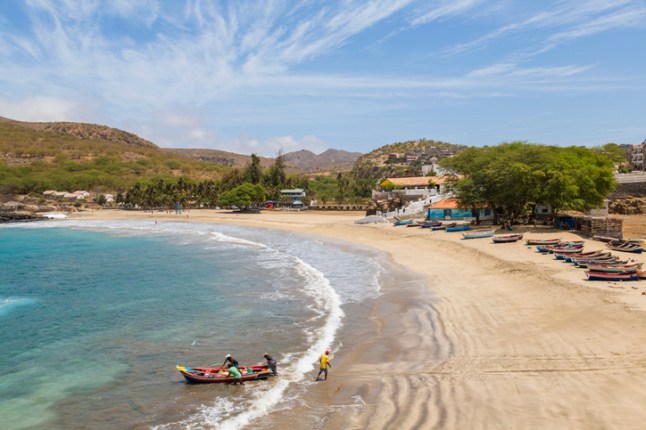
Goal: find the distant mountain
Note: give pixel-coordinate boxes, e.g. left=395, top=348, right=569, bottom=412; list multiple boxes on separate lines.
left=168, top=148, right=362, bottom=173
left=0, top=115, right=360, bottom=188
left=164, top=148, right=274, bottom=168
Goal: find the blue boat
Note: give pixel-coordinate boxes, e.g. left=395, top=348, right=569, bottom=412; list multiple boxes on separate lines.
left=393, top=220, right=413, bottom=226
left=446, top=224, right=470, bottom=232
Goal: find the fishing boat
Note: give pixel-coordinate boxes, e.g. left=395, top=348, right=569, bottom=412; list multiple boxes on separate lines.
left=462, top=229, right=495, bottom=239
left=586, top=263, right=642, bottom=273
left=537, top=242, right=585, bottom=253
left=525, top=238, right=562, bottom=246
left=553, top=248, right=585, bottom=259
left=563, top=250, right=609, bottom=263
left=393, top=220, right=413, bottom=227
left=176, top=364, right=274, bottom=384
left=592, top=235, right=620, bottom=243
left=419, top=220, right=443, bottom=228
left=492, top=233, right=524, bottom=243
left=585, top=271, right=640, bottom=281
left=431, top=222, right=456, bottom=231
left=446, top=224, right=470, bottom=232
left=606, top=241, right=645, bottom=254
left=574, top=257, right=625, bottom=268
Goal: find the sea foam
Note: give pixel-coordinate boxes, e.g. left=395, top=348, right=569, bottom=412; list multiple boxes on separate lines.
left=0, top=297, right=37, bottom=317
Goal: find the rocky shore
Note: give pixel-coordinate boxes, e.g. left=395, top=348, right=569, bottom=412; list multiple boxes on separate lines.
left=0, top=211, right=45, bottom=223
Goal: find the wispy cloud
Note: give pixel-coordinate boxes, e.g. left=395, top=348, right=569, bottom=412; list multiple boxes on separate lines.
left=0, top=0, right=644, bottom=154
left=411, top=0, right=484, bottom=26
left=444, top=0, right=645, bottom=57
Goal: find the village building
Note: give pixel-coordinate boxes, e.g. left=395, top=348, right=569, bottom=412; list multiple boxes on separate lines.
left=425, top=197, right=493, bottom=221
left=373, top=176, right=453, bottom=203
left=629, top=139, right=646, bottom=170
left=280, top=188, right=306, bottom=207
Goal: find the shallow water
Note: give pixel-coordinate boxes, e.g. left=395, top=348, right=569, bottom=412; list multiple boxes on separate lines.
left=0, top=220, right=386, bottom=429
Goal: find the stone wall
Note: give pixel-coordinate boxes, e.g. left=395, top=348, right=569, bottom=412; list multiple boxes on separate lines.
left=610, top=182, right=646, bottom=199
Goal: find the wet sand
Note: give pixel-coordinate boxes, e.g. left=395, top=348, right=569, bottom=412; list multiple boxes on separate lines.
left=72, top=209, right=646, bottom=429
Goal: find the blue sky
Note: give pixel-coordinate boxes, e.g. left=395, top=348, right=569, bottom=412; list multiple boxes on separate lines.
left=1, top=0, right=645, bottom=157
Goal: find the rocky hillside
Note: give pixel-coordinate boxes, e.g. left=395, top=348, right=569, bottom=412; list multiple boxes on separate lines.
left=0, top=116, right=356, bottom=173
left=0, top=116, right=157, bottom=149
left=351, top=138, right=465, bottom=181
left=165, top=148, right=275, bottom=168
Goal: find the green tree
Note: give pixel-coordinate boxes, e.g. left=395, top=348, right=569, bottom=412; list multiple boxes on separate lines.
left=592, top=143, right=629, bottom=172
left=244, top=153, right=263, bottom=184
left=441, top=142, right=617, bottom=222
left=264, top=149, right=286, bottom=199
left=219, top=183, right=266, bottom=209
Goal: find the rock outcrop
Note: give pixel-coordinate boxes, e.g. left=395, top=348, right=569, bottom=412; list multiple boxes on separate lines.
left=0, top=211, right=44, bottom=223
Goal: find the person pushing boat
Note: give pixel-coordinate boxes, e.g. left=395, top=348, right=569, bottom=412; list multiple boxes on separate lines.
left=263, top=353, right=278, bottom=376
left=222, top=354, right=239, bottom=369
left=227, top=365, right=244, bottom=385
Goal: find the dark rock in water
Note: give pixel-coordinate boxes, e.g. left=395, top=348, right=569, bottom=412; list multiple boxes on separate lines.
left=0, top=211, right=45, bottom=223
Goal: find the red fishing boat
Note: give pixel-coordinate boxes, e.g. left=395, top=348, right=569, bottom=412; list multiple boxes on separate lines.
left=176, top=364, right=274, bottom=384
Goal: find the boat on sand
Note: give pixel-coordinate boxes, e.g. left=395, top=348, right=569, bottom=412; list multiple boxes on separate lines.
left=492, top=233, right=524, bottom=243
left=462, top=229, right=495, bottom=239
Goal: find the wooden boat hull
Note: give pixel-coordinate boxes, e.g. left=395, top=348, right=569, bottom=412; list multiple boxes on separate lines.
left=564, top=251, right=609, bottom=262
left=586, top=263, right=642, bottom=273
left=586, top=271, right=640, bottom=281
left=537, top=241, right=585, bottom=253
left=525, top=238, right=562, bottom=246
left=393, top=220, right=413, bottom=226
left=431, top=223, right=454, bottom=231
left=462, top=230, right=495, bottom=239
left=446, top=225, right=470, bottom=232
left=176, top=364, right=273, bottom=384
left=572, top=257, right=620, bottom=267
left=492, top=233, right=524, bottom=243
left=606, top=244, right=644, bottom=254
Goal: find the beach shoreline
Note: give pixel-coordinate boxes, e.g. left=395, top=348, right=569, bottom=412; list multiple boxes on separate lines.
left=72, top=208, right=646, bottom=429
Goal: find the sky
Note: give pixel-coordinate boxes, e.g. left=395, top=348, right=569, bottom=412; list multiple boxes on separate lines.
left=1, top=0, right=645, bottom=157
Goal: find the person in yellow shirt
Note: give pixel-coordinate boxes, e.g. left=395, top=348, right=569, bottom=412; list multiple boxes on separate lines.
left=315, top=349, right=332, bottom=381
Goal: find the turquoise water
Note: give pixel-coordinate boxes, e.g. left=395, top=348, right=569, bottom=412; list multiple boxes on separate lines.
left=0, top=220, right=383, bottom=429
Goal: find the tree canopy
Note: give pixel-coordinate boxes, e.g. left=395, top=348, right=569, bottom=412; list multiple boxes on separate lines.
left=219, top=183, right=266, bottom=208
left=440, top=142, right=617, bottom=221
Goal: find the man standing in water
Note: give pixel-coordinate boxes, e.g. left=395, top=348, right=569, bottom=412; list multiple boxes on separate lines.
left=263, top=353, right=278, bottom=376
left=315, top=349, right=331, bottom=381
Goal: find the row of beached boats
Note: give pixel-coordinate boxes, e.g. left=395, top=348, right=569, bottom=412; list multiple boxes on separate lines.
left=528, top=237, right=646, bottom=281
left=393, top=219, right=526, bottom=243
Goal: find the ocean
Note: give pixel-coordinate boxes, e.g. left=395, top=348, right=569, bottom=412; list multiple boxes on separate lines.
left=0, top=219, right=387, bottom=429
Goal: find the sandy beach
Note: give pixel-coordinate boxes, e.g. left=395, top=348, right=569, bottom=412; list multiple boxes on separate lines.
left=72, top=209, right=646, bottom=429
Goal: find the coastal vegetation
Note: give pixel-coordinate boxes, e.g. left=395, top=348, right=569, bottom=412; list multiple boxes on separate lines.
left=0, top=117, right=627, bottom=213
left=440, top=142, right=617, bottom=222
left=0, top=118, right=228, bottom=195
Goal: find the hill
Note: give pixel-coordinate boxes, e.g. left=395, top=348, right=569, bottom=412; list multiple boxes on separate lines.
left=168, top=148, right=361, bottom=173
left=351, top=138, right=466, bottom=181
left=0, top=116, right=362, bottom=196
left=165, top=148, right=275, bottom=168
left=0, top=117, right=228, bottom=194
